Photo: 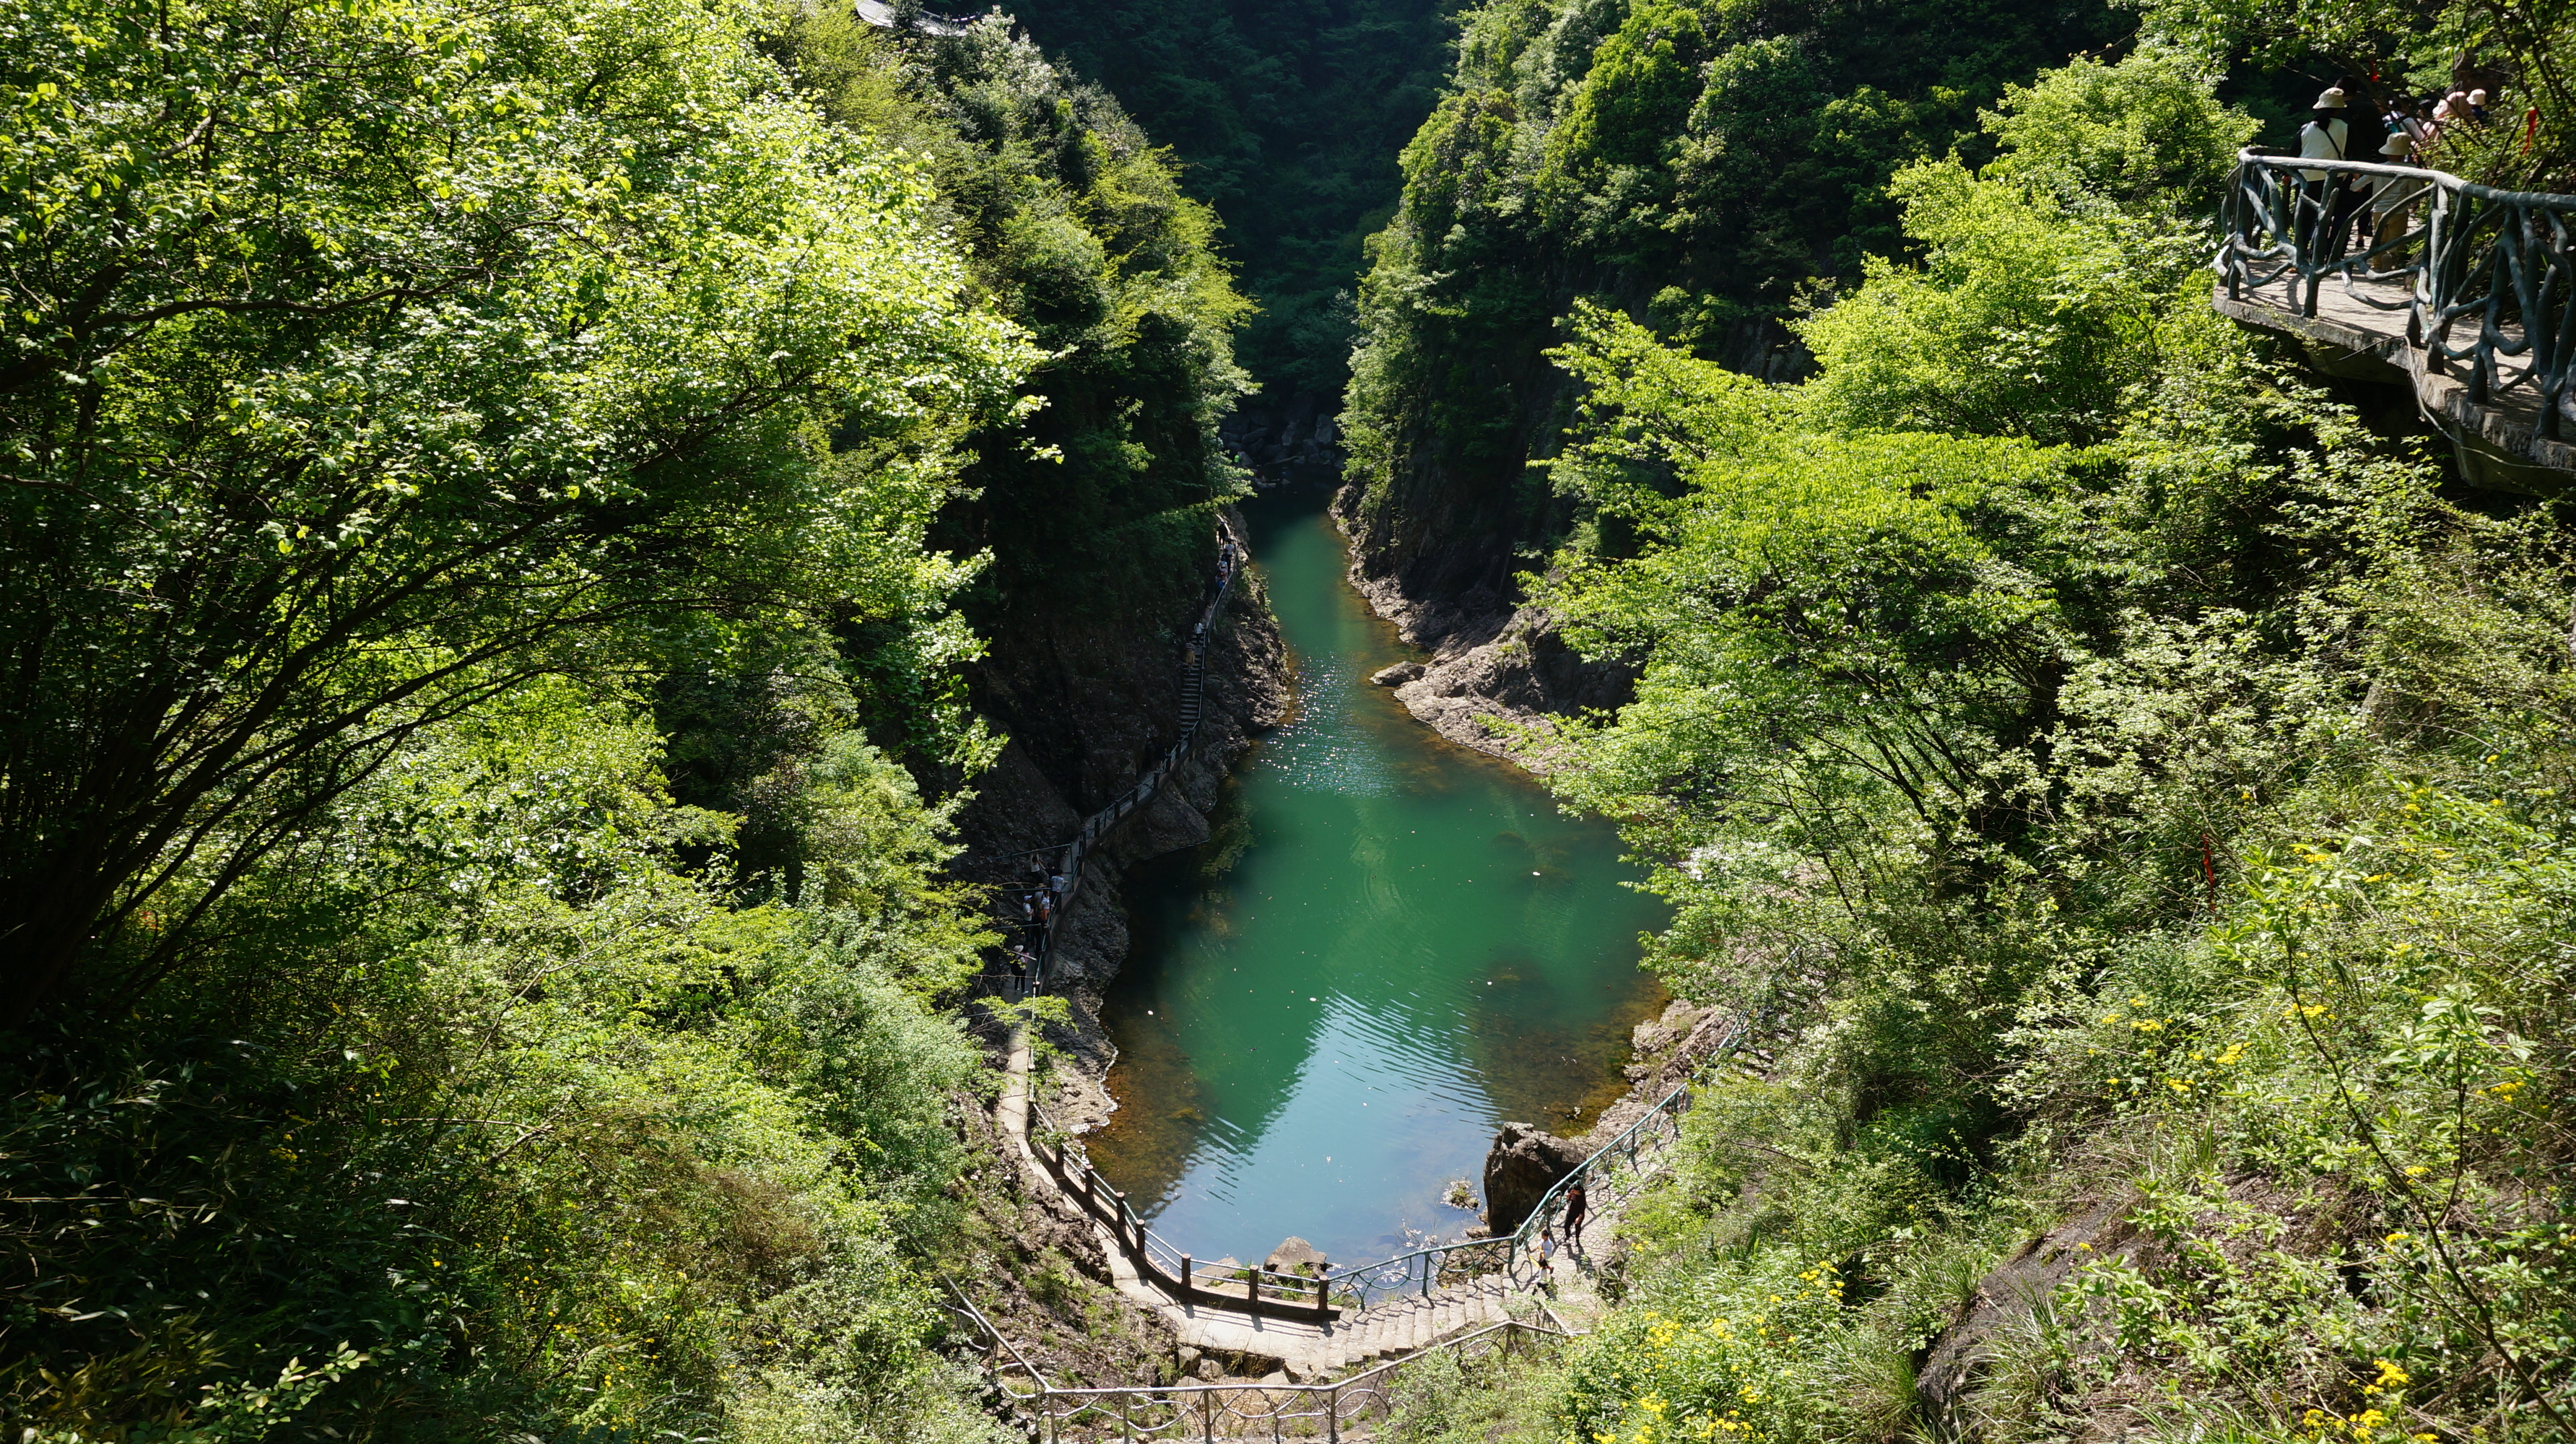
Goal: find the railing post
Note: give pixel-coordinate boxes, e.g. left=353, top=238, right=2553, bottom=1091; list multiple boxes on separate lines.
left=1327, top=1384, right=1341, bottom=1443
left=1182, top=1254, right=1193, bottom=1295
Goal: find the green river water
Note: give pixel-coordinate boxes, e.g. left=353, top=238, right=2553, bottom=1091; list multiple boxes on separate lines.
left=1087, top=484, right=1668, bottom=1268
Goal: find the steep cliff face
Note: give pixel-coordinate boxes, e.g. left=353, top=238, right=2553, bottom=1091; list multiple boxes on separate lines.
left=1330, top=0, right=2115, bottom=753
left=954, top=513, right=1288, bottom=1065
left=1328, top=287, right=1663, bottom=767
left=783, top=15, right=1293, bottom=1023
left=1334, top=308, right=1803, bottom=658
left=1222, top=392, right=1346, bottom=492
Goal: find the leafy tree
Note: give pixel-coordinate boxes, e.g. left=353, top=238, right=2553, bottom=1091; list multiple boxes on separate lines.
left=1792, top=52, right=2253, bottom=448
left=1507, top=50, right=2576, bottom=1444
left=0, top=0, right=1035, bottom=1021
left=1339, top=0, right=2123, bottom=613
left=3, top=684, right=1002, bottom=1440
left=1977, top=44, right=2259, bottom=213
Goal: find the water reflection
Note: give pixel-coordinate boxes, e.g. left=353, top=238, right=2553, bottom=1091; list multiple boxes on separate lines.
left=1088, top=484, right=1666, bottom=1265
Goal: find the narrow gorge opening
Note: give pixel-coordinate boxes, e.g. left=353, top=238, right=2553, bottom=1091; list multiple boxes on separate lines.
left=1082, top=480, right=1669, bottom=1266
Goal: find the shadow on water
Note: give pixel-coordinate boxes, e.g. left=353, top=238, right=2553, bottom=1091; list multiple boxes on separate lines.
left=1085, top=479, right=1667, bottom=1264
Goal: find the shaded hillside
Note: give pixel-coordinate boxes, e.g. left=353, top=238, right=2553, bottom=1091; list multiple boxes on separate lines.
left=1000, top=0, right=1467, bottom=393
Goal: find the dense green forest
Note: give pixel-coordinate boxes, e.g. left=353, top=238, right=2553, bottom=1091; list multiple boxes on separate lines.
left=8, top=0, right=2576, bottom=1433
left=1349, top=10, right=2576, bottom=1444
left=1335, top=0, right=2126, bottom=612
left=998, top=0, right=1465, bottom=394
left=1334, top=0, right=2572, bottom=613
left=0, top=1, right=1240, bottom=1438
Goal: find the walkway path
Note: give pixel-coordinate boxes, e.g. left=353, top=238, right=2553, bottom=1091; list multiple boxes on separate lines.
left=1013, top=534, right=1244, bottom=993
left=2213, top=149, right=2575, bottom=482
left=993, top=1014, right=1736, bottom=1386
left=2214, top=274, right=2571, bottom=477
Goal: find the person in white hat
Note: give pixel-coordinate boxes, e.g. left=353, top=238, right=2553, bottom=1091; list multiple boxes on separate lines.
left=2297, top=88, right=2359, bottom=260
left=2466, top=87, right=2490, bottom=125
left=2367, top=130, right=2425, bottom=261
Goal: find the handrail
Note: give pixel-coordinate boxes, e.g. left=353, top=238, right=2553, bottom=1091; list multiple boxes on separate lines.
left=1319, top=1025, right=1739, bottom=1313
left=1022, top=1018, right=1746, bottom=1323
left=991, top=1316, right=1570, bottom=1442
left=999, top=536, right=1245, bottom=996
left=1027, top=1097, right=1340, bottom=1323
left=1018, top=1318, right=1562, bottom=1401
left=938, top=1273, right=1045, bottom=1381
left=2214, top=148, right=2575, bottom=444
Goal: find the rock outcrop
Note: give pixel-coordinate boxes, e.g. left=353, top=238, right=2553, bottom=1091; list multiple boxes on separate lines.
left=956, top=508, right=1290, bottom=1111
left=1222, top=392, right=1345, bottom=491
left=1481, top=1122, right=1591, bottom=1234
left=1263, top=1236, right=1326, bottom=1276
left=1375, top=604, right=1638, bottom=770
left=1913, top=1196, right=2151, bottom=1424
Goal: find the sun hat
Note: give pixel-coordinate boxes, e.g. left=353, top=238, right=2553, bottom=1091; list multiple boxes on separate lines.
left=2380, top=133, right=2412, bottom=157
left=2315, top=87, right=2348, bottom=110
left=2468, top=88, right=2488, bottom=105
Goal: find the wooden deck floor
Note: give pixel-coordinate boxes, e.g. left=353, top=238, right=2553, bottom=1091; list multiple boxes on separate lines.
left=2214, top=273, right=2575, bottom=481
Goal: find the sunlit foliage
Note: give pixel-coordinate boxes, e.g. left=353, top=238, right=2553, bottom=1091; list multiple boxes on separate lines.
left=1517, top=53, right=2576, bottom=1442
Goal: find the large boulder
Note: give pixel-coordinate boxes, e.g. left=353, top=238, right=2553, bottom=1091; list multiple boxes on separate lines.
left=1482, top=1123, right=1589, bottom=1234
left=1915, top=1196, right=2159, bottom=1425
left=1264, top=1236, right=1326, bottom=1276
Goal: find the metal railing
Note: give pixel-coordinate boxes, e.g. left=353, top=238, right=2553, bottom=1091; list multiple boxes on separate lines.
left=994, top=536, right=1245, bottom=997
left=2215, top=149, right=2576, bottom=442
left=1024, top=1019, right=1746, bottom=1324
left=946, top=1305, right=1572, bottom=1443
left=1318, top=1026, right=1736, bottom=1313
left=1028, top=1097, right=1340, bottom=1321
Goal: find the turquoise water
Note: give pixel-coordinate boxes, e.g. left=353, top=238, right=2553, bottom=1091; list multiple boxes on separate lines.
left=1087, top=485, right=1666, bottom=1268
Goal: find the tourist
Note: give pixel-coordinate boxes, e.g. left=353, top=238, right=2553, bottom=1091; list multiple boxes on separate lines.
left=2467, top=87, right=2490, bottom=125
left=2398, top=98, right=2436, bottom=151
left=1563, top=1178, right=1590, bottom=1248
left=2367, top=131, right=2424, bottom=262
left=1534, top=1230, right=1556, bottom=1281
left=2296, top=88, right=2360, bottom=261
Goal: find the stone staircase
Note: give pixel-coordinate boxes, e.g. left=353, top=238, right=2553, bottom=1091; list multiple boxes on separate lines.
left=1080, top=1218, right=1531, bottom=1380
left=1282, top=1275, right=1520, bottom=1378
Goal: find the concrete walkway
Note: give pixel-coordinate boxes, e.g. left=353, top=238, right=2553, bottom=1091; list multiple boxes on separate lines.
left=996, top=1025, right=1565, bottom=1380
left=2215, top=275, right=2576, bottom=482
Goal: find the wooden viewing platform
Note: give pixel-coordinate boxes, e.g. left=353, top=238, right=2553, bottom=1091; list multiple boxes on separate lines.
left=2213, top=149, right=2575, bottom=488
